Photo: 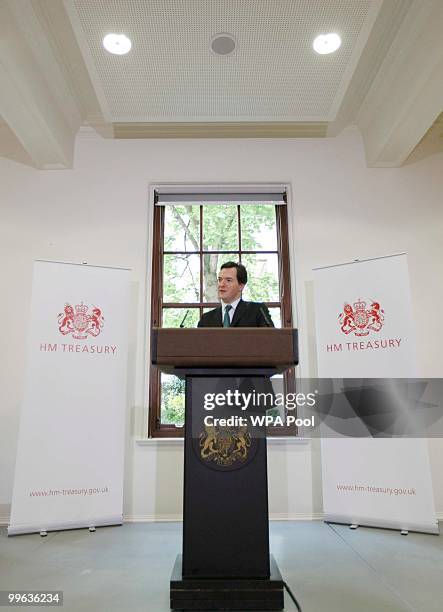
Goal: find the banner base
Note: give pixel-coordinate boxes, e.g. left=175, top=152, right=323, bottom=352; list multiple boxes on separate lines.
left=7, top=515, right=123, bottom=536
left=324, top=514, right=439, bottom=535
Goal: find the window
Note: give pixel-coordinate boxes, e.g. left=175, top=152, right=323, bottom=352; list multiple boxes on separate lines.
left=149, top=190, right=293, bottom=437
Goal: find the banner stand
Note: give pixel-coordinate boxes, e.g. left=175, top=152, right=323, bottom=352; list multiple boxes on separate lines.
left=313, top=254, right=438, bottom=535
left=9, top=260, right=131, bottom=536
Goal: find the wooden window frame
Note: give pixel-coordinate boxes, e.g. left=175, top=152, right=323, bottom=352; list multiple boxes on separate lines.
left=148, top=202, right=294, bottom=438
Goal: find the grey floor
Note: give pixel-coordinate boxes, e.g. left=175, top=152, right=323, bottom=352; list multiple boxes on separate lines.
left=1, top=521, right=442, bottom=612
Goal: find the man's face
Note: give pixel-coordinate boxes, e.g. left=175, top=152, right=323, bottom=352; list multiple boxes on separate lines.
left=217, top=267, right=245, bottom=304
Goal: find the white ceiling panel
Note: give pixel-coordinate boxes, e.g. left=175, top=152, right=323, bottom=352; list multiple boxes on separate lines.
left=66, top=0, right=380, bottom=122
left=3, top=0, right=440, bottom=167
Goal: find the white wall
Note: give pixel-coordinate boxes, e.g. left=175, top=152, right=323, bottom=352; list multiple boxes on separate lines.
left=1, top=127, right=442, bottom=523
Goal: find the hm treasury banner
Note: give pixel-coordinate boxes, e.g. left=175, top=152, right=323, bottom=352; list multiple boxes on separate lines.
left=313, top=254, right=438, bottom=534
left=8, top=261, right=131, bottom=535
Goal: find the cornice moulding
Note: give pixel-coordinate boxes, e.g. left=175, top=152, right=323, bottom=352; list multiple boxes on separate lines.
left=113, top=122, right=328, bottom=139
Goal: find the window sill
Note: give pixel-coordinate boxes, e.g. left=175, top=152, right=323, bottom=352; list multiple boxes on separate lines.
left=136, top=436, right=311, bottom=446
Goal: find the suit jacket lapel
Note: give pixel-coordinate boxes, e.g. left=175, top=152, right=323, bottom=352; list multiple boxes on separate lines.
left=212, top=306, right=223, bottom=327
left=230, top=299, right=247, bottom=327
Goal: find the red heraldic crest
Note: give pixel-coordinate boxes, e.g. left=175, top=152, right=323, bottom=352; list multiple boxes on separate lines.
left=338, top=299, right=384, bottom=337
left=57, top=302, right=105, bottom=339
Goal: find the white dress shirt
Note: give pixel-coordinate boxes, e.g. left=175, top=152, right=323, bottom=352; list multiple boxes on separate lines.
left=220, top=297, right=241, bottom=325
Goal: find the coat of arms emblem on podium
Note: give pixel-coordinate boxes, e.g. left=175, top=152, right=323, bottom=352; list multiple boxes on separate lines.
left=199, top=424, right=252, bottom=467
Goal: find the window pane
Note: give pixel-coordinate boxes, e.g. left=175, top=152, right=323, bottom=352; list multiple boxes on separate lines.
left=151, top=202, right=293, bottom=437
left=163, top=254, right=200, bottom=302
left=203, top=205, right=238, bottom=251
left=268, top=307, right=281, bottom=328
left=241, top=253, right=279, bottom=302
left=240, top=204, right=277, bottom=251
left=160, top=373, right=185, bottom=426
left=164, top=205, right=200, bottom=252
left=162, top=308, right=200, bottom=328
left=203, top=252, right=238, bottom=302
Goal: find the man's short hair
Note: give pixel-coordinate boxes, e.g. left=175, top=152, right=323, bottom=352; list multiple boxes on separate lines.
left=220, top=261, right=248, bottom=285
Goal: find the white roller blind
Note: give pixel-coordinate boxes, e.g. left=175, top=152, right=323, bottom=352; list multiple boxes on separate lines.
left=154, top=189, right=286, bottom=205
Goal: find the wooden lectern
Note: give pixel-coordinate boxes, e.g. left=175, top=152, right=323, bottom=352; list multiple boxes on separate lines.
left=152, top=328, right=298, bottom=611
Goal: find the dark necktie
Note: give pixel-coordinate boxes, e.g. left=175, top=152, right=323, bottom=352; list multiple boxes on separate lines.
left=223, top=304, right=232, bottom=327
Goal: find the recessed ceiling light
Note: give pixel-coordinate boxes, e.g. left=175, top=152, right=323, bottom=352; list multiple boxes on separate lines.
left=313, top=33, right=341, bottom=55
left=103, top=33, right=132, bottom=55
left=210, top=33, right=236, bottom=56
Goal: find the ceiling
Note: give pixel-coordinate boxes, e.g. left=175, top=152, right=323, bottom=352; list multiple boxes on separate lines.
left=0, top=0, right=442, bottom=169
left=68, top=0, right=376, bottom=122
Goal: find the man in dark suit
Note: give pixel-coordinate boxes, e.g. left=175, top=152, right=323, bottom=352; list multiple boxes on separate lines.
left=198, top=261, right=274, bottom=328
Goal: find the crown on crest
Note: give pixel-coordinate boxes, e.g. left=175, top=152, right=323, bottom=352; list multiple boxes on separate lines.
left=75, top=302, right=88, bottom=314
left=353, top=299, right=366, bottom=311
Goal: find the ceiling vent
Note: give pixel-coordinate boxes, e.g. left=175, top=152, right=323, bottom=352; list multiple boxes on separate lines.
left=210, top=33, right=236, bottom=56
